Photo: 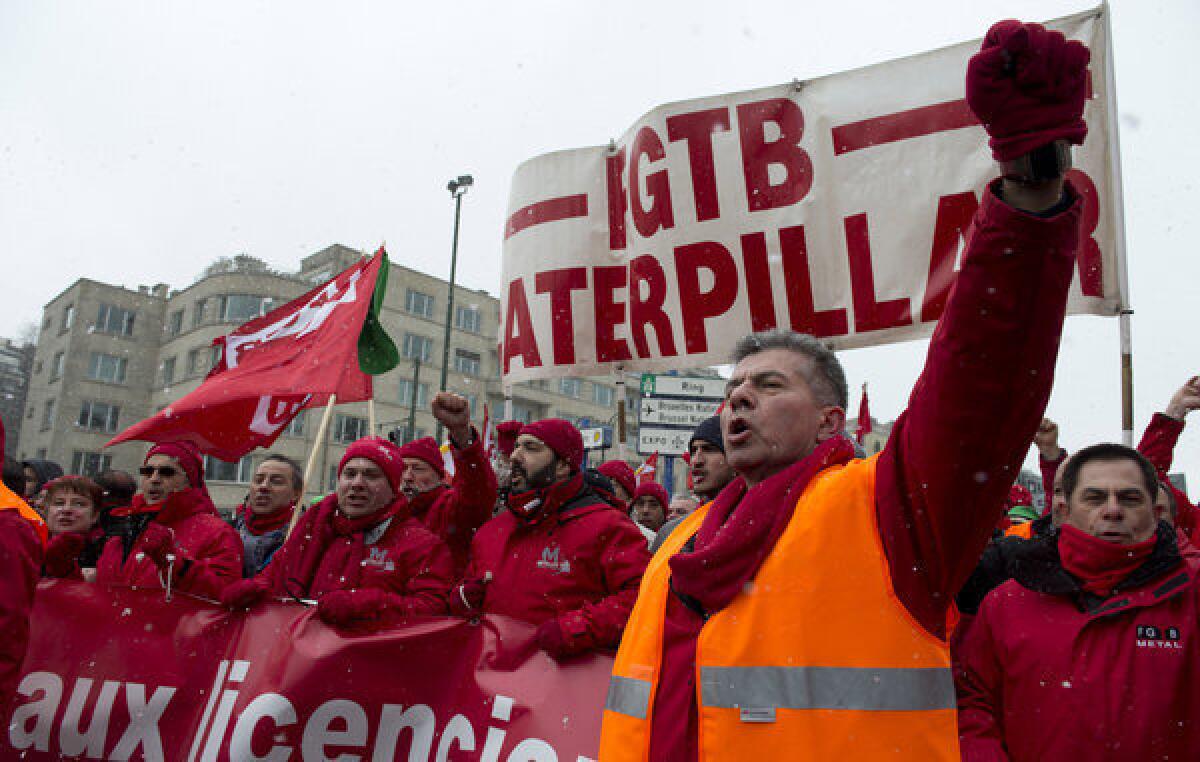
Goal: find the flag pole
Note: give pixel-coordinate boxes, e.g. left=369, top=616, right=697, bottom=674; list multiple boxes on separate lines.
left=368, top=398, right=377, bottom=438
left=290, top=393, right=337, bottom=538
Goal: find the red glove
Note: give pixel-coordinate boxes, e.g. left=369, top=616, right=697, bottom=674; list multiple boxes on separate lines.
left=139, top=523, right=177, bottom=568
left=535, top=616, right=595, bottom=659
left=220, top=578, right=270, bottom=610
left=317, top=587, right=389, bottom=626
left=448, top=577, right=488, bottom=617
left=966, top=20, right=1090, bottom=161
left=44, top=533, right=87, bottom=578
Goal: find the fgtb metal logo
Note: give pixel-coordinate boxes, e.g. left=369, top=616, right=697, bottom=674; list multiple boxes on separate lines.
left=536, top=545, right=571, bottom=575
left=1135, top=624, right=1183, bottom=650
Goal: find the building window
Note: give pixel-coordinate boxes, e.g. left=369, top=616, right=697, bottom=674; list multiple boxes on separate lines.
left=405, top=289, right=435, bottom=319
left=51, top=351, right=65, bottom=380
left=454, top=305, right=481, bottom=333
left=71, top=451, right=112, bottom=477
left=96, top=303, right=135, bottom=336
left=168, top=310, right=184, bottom=336
left=398, top=380, right=430, bottom=409
left=160, top=356, right=176, bottom=385
left=87, top=352, right=128, bottom=384
left=77, top=401, right=120, bottom=433
left=187, top=346, right=219, bottom=376
left=593, top=384, right=614, bottom=407
left=61, top=304, right=75, bottom=333
left=218, top=294, right=268, bottom=323
left=333, top=414, right=369, bottom=444
left=192, top=298, right=207, bottom=328
left=204, top=455, right=254, bottom=483
left=402, top=333, right=433, bottom=362
left=41, top=399, right=56, bottom=430
left=559, top=378, right=582, bottom=398
left=285, top=412, right=305, bottom=437
left=453, top=349, right=481, bottom=377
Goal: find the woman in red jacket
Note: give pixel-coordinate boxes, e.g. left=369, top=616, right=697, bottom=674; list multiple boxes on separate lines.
left=221, top=437, right=453, bottom=628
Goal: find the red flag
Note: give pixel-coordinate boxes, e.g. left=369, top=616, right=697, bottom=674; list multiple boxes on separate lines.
left=635, top=452, right=658, bottom=484
left=856, top=382, right=872, bottom=444
left=107, top=252, right=385, bottom=460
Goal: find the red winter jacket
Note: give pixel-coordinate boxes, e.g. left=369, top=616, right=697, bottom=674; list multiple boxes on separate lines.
left=463, top=483, right=650, bottom=651
left=406, top=432, right=497, bottom=573
left=955, top=525, right=1200, bottom=760
left=0, top=497, right=44, bottom=716
left=96, top=488, right=242, bottom=599
left=259, top=494, right=453, bottom=616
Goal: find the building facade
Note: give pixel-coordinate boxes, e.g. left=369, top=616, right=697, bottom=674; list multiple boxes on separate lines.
left=0, top=338, right=35, bottom=458
left=17, top=246, right=642, bottom=512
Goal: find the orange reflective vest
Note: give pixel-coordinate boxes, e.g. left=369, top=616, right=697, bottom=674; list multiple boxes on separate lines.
left=0, top=481, right=47, bottom=547
left=1005, top=521, right=1034, bottom=539
left=599, top=456, right=959, bottom=761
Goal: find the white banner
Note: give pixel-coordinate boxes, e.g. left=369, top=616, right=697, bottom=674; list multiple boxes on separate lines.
left=499, top=8, right=1122, bottom=383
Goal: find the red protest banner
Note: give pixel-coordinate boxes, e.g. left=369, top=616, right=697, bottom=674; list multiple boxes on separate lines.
left=106, top=253, right=383, bottom=460
left=7, top=582, right=609, bottom=761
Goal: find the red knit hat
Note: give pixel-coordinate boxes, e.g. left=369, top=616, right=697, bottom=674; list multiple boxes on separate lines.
left=633, top=480, right=669, bottom=510
left=145, top=441, right=205, bottom=490
left=495, top=420, right=523, bottom=458
left=397, top=437, right=446, bottom=478
left=599, top=460, right=637, bottom=498
left=339, top=437, right=405, bottom=494
left=519, top=418, right=583, bottom=472
left=1005, top=483, right=1034, bottom=510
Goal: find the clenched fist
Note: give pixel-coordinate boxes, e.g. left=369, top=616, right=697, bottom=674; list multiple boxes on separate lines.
left=1033, top=418, right=1063, bottom=460
left=1165, top=376, right=1200, bottom=421
left=432, top=392, right=472, bottom=446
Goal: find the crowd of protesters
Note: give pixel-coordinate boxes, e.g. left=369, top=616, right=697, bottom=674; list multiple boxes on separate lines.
left=3, top=18, right=1199, bottom=761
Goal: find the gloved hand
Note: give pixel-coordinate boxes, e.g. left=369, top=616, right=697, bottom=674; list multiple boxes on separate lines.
left=44, top=533, right=86, bottom=578
left=220, top=578, right=270, bottom=610
left=317, top=587, right=389, bottom=626
left=966, top=20, right=1090, bottom=161
left=535, top=616, right=595, bottom=660
left=448, top=577, right=488, bottom=617
left=139, top=523, right=177, bottom=568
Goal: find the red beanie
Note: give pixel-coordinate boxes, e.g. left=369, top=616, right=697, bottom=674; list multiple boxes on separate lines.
left=633, top=480, right=669, bottom=510
left=599, top=460, right=637, bottom=498
left=519, top=418, right=583, bottom=472
left=1005, top=483, right=1034, bottom=510
left=339, top=437, right=405, bottom=494
left=495, top=421, right=522, bottom=458
left=146, top=441, right=205, bottom=490
left=397, top=437, right=446, bottom=478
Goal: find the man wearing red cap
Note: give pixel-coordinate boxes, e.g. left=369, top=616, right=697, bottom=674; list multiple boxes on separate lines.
left=598, top=460, right=637, bottom=504
left=452, top=418, right=650, bottom=658
left=396, top=392, right=497, bottom=573
left=93, top=441, right=242, bottom=598
left=631, top=481, right=670, bottom=534
left=221, top=437, right=453, bottom=628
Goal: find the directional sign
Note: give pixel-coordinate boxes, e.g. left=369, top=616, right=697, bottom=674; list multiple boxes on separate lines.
left=640, top=374, right=726, bottom=400
left=639, top=398, right=721, bottom=428
left=638, top=426, right=693, bottom=456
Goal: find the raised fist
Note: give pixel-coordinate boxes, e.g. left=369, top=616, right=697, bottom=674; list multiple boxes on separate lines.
left=1034, top=418, right=1062, bottom=459
left=966, top=20, right=1090, bottom=161
left=1165, top=376, right=1200, bottom=421
left=432, top=392, right=472, bottom=445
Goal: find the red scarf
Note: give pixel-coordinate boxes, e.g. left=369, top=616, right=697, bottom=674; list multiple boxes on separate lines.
left=508, top=472, right=585, bottom=523
left=405, top=485, right=447, bottom=519
left=670, top=437, right=854, bottom=614
left=1058, top=524, right=1157, bottom=597
left=239, top=502, right=295, bottom=536
left=289, top=495, right=405, bottom=594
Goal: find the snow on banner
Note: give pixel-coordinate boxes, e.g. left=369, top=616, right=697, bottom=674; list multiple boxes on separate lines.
left=6, top=582, right=607, bottom=762
left=106, top=252, right=385, bottom=460
left=499, top=8, right=1122, bottom=383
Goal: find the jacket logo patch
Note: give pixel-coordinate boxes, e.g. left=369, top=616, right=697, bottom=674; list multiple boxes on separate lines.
left=1136, top=624, right=1183, bottom=650
left=363, top=547, right=395, bottom=572
left=536, top=545, right=571, bottom=575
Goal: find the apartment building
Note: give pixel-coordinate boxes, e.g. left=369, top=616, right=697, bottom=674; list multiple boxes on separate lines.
left=17, top=245, right=637, bottom=511
left=0, top=338, right=35, bottom=457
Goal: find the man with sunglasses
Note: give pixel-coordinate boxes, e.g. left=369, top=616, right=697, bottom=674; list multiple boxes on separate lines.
left=93, top=441, right=242, bottom=599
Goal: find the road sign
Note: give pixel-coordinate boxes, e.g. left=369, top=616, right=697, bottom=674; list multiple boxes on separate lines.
left=637, top=426, right=693, bottom=456
left=580, top=427, right=610, bottom=450
left=639, top=374, right=726, bottom=400
left=638, top=398, right=721, bottom=427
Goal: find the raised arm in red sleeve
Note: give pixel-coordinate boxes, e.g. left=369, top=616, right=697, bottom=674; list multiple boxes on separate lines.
left=875, top=183, right=1082, bottom=636
left=1138, top=412, right=1185, bottom=476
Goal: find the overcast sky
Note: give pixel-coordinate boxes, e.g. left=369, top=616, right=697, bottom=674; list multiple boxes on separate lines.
left=2, top=0, right=1196, bottom=486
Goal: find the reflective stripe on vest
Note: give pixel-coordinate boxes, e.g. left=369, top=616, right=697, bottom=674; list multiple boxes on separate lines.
left=606, top=675, right=653, bottom=719
left=700, top=665, right=955, bottom=714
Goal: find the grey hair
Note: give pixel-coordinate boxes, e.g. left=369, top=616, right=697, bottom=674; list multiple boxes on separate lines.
left=730, top=329, right=848, bottom=409
left=262, top=453, right=304, bottom=492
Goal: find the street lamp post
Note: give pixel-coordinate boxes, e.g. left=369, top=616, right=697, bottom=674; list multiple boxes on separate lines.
left=437, top=174, right=473, bottom=440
